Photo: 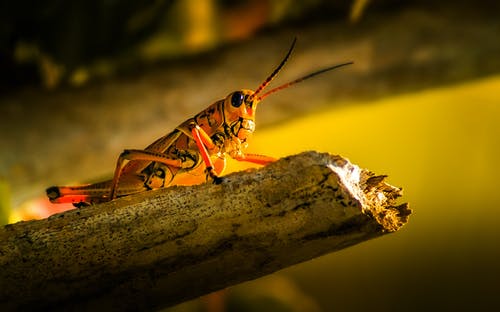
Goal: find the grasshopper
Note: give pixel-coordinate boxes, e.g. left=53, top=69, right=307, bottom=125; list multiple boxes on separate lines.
left=47, top=38, right=352, bottom=207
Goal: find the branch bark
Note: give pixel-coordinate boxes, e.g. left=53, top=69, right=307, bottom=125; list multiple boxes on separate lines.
left=0, top=151, right=410, bottom=311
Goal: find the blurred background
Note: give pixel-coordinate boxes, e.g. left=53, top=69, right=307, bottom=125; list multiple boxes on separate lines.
left=1, top=0, right=499, bottom=311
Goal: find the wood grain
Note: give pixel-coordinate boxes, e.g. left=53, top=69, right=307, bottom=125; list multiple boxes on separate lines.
left=0, top=151, right=410, bottom=311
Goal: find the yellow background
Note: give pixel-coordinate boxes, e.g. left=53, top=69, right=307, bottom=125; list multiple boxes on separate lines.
left=222, top=75, right=500, bottom=311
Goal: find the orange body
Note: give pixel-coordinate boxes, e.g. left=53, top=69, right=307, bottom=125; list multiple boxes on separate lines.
left=46, top=39, right=352, bottom=207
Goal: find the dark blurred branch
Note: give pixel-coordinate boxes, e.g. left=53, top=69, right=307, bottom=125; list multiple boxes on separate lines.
left=0, top=152, right=410, bottom=311
left=2, top=2, right=500, bottom=207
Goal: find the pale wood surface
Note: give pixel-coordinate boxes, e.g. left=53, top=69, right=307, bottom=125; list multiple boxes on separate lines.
left=0, top=152, right=409, bottom=311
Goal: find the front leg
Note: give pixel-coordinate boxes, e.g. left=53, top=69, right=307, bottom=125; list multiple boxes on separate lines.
left=232, top=153, right=277, bottom=165
left=190, top=124, right=224, bottom=184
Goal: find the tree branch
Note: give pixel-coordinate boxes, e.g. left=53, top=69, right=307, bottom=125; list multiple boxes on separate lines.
left=0, top=151, right=410, bottom=311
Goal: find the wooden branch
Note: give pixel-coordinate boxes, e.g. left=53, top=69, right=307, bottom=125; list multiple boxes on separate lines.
left=0, top=151, right=410, bottom=311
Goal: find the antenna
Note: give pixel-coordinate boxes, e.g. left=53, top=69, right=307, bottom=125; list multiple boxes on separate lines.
left=258, top=61, right=353, bottom=101
left=252, top=37, right=297, bottom=98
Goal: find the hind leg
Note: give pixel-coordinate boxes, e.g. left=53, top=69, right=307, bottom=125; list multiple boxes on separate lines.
left=109, top=149, right=185, bottom=199
left=47, top=175, right=147, bottom=207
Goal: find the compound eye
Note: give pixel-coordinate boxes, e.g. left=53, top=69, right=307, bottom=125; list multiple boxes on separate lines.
left=231, top=91, right=244, bottom=108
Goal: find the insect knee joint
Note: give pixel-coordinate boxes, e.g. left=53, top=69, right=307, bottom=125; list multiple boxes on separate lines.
left=120, top=149, right=133, bottom=159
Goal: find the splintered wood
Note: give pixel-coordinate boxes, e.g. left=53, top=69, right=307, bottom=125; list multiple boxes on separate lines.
left=0, top=151, right=410, bottom=311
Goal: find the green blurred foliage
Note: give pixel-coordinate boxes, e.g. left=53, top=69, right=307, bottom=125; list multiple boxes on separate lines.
left=0, top=0, right=355, bottom=90
left=0, top=178, right=10, bottom=225
left=0, top=0, right=174, bottom=89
